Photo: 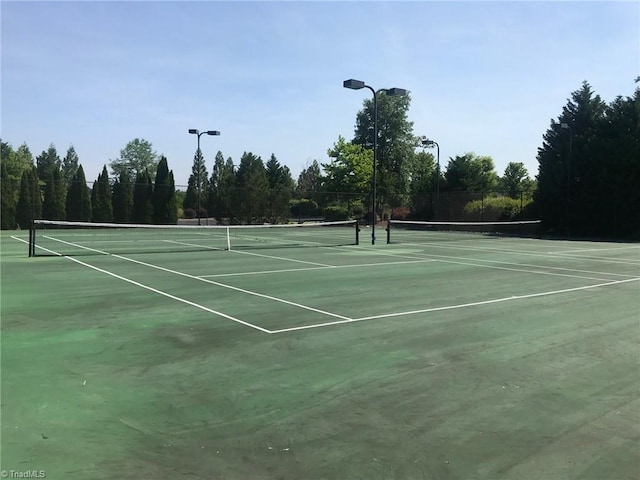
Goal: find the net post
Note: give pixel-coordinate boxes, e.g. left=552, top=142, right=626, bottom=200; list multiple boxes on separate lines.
left=355, top=220, right=360, bottom=245
left=226, top=226, right=231, bottom=251
left=29, top=220, right=35, bottom=257
left=386, top=219, right=392, bottom=244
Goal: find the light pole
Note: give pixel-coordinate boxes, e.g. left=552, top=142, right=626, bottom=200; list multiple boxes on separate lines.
left=188, top=129, right=220, bottom=225
left=420, top=136, right=440, bottom=215
left=343, top=79, right=408, bottom=244
left=560, top=122, right=572, bottom=238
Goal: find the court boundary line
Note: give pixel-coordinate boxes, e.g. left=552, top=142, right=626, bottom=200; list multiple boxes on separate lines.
left=14, top=235, right=640, bottom=335
left=268, top=277, right=640, bottom=334
left=12, top=236, right=271, bottom=333
left=34, top=235, right=352, bottom=321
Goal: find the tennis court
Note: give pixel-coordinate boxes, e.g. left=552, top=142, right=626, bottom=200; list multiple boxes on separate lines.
left=2, top=222, right=639, bottom=479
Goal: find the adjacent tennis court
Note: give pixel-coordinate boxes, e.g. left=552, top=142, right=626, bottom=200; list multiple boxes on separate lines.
left=2, top=222, right=639, bottom=479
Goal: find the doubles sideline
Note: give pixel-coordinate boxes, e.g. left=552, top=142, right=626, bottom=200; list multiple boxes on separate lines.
left=12, top=235, right=640, bottom=335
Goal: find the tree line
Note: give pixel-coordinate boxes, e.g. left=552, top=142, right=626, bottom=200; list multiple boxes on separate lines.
left=1, top=80, right=638, bottom=238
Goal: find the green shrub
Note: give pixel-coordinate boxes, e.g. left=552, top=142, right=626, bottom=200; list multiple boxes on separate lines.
left=464, top=195, right=531, bottom=221
left=322, top=205, right=349, bottom=221
left=290, top=198, right=319, bottom=217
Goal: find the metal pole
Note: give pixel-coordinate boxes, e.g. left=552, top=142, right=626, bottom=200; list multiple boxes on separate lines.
left=370, top=87, right=377, bottom=245
left=567, top=129, right=572, bottom=239
left=197, top=133, right=202, bottom=226
left=435, top=142, right=440, bottom=208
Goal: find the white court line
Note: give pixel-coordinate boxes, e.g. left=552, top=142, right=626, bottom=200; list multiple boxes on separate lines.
left=400, top=239, right=640, bottom=267
left=14, top=237, right=270, bottom=333
left=164, top=239, right=333, bottom=267
left=108, top=253, right=352, bottom=321
left=37, top=235, right=351, bottom=322
left=324, top=245, right=626, bottom=283
left=549, top=245, right=640, bottom=255
left=198, top=259, right=436, bottom=278
left=398, top=243, right=638, bottom=279
left=269, top=277, right=640, bottom=334
left=19, top=235, right=640, bottom=336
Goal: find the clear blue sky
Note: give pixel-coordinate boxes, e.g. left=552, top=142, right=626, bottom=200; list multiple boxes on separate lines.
left=2, top=1, right=638, bottom=188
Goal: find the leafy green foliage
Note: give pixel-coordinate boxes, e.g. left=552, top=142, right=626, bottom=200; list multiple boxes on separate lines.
left=109, top=138, right=158, bottom=180
left=353, top=91, right=416, bottom=209
left=322, top=205, right=349, bottom=222
left=463, top=195, right=531, bottom=221
left=445, top=153, right=499, bottom=192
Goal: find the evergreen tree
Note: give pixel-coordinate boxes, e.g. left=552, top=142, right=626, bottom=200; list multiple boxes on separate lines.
left=535, top=82, right=607, bottom=235
left=1, top=160, right=17, bottom=229
left=152, top=156, right=177, bottom=224
left=112, top=172, right=133, bottom=223
left=91, top=166, right=113, bottom=222
left=209, top=154, right=236, bottom=221
left=36, top=144, right=61, bottom=181
left=132, top=170, right=153, bottom=224
left=183, top=149, right=209, bottom=218
left=61, top=145, right=79, bottom=185
left=16, top=167, right=42, bottom=228
left=265, top=153, right=295, bottom=223
left=42, top=167, right=66, bottom=220
left=233, top=152, right=268, bottom=223
left=66, top=165, right=92, bottom=222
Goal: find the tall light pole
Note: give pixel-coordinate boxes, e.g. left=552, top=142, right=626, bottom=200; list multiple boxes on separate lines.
left=420, top=136, right=440, bottom=215
left=188, top=129, right=220, bottom=225
left=343, top=79, right=408, bottom=244
left=560, top=122, right=572, bottom=238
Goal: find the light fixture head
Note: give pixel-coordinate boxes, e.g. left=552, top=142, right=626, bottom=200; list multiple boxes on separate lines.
left=188, top=129, right=198, bottom=134
left=343, top=79, right=366, bottom=90
left=385, top=87, right=408, bottom=96
left=206, top=130, right=221, bottom=136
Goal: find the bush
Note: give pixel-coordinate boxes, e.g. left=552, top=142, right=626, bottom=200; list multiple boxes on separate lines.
left=464, top=195, right=531, bottom=221
left=290, top=198, right=319, bottom=218
left=322, top=205, right=349, bottom=222
left=183, top=208, right=195, bottom=219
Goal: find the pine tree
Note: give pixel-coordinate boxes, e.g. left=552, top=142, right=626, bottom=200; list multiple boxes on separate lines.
left=36, top=144, right=61, bottom=181
left=16, top=167, right=41, bottom=229
left=265, top=153, right=294, bottom=223
left=61, top=145, right=79, bottom=186
left=112, top=172, right=133, bottom=223
left=535, top=82, right=607, bottom=235
left=66, top=165, right=92, bottom=222
left=1, top=160, right=17, bottom=229
left=42, top=167, right=66, bottom=220
left=132, top=170, right=153, bottom=224
left=92, top=166, right=113, bottom=222
left=152, top=156, right=177, bottom=224
left=234, top=152, right=268, bottom=223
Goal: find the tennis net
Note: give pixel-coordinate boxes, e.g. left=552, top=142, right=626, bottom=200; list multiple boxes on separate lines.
left=386, top=219, right=541, bottom=244
left=29, top=219, right=360, bottom=256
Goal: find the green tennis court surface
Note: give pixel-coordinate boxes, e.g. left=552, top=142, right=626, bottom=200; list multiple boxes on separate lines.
left=2, top=228, right=639, bottom=479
